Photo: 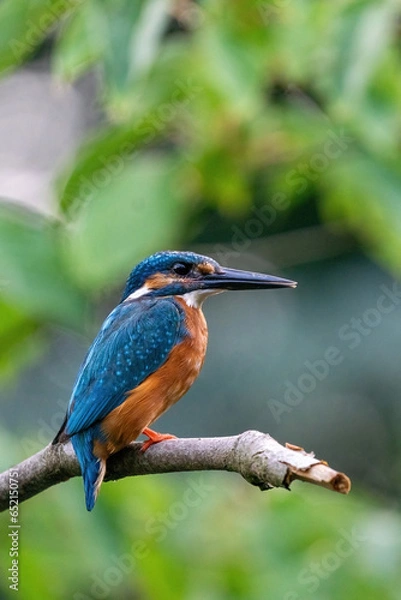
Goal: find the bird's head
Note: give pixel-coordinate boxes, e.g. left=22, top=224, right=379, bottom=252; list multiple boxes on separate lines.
left=121, top=250, right=297, bottom=307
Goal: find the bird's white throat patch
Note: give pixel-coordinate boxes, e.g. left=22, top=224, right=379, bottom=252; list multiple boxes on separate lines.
left=124, top=285, right=223, bottom=307
left=125, top=284, right=150, bottom=301
left=181, top=289, right=224, bottom=308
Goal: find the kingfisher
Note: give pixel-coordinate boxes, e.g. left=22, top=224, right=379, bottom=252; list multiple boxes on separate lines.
left=53, top=250, right=296, bottom=510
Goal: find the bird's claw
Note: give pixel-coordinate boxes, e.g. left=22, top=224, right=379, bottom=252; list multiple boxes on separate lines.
left=141, top=427, right=177, bottom=452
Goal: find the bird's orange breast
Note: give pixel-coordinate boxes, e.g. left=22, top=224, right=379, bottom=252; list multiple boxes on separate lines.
left=95, top=299, right=208, bottom=458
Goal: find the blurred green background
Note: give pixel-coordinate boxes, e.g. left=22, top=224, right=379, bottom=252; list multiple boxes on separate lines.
left=1, top=0, right=401, bottom=598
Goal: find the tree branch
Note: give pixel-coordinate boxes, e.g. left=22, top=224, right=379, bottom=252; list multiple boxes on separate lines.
left=0, top=431, right=351, bottom=511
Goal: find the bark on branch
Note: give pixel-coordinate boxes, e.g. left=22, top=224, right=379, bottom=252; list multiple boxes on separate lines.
left=0, top=431, right=351, bottom=512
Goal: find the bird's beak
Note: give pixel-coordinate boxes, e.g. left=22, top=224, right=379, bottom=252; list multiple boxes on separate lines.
left=203, top=267, right=297, bottom=291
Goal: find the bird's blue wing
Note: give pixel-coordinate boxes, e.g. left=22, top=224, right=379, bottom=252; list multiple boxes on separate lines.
left=65, top=297, right=185, bottom=436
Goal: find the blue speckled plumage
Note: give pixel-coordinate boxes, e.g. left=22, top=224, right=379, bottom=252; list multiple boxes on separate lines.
left=65, top=298, right=187, bottom=436
left=61, top=297, right=187, bottom=511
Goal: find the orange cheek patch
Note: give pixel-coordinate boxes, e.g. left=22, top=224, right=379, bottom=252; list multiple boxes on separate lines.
left=198, top=263, right=215, bottom=275
left=147, top=273, right=175, bottom=290
left=147, top=272, right=200, bottom=290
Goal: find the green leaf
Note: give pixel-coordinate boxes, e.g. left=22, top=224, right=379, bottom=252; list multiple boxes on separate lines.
left=320, top=152, right=401, bottom=274
left=0, top=202, right=86, bottom=327
left=57, top=124, right=144, bottom=216
left=95, top=0, right=170, bottom=115
left=64, top=155, right=190, bottom=290
left=0, top=0, right=82, bottom=75
left=0, top=300, right=40, bottom=380
left=52, top=0, right=106, bottom=82
left=328, top=1, right=395, bottom=106
left=57, top=73, right=200, bottom=215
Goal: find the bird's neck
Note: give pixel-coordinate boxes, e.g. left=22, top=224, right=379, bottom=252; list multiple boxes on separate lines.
left=175, top=297, right=208, bottom=342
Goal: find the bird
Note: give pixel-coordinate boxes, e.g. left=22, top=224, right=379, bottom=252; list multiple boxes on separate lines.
left=53, top=250, right=297, bottom=510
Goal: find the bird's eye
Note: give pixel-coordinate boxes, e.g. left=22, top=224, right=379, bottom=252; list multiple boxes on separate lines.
left=172, top=262, right=192, bottom=276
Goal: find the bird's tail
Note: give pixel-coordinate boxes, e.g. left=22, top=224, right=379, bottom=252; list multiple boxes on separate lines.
left=71, top=430, right=106, bottom=511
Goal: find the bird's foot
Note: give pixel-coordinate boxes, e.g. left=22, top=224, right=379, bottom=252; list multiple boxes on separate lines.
left=141, top=427, right=177, bottom=452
